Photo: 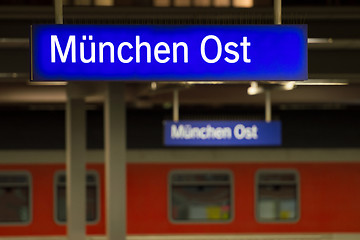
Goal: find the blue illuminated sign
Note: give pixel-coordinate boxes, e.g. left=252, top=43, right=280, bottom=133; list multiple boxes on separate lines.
left=31, top=25, right=307, bottom=81
left=164, top=120, right=281, bottom=146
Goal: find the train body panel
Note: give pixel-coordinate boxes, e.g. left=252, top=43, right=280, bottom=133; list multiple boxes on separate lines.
left=128, top=163, right=360, bottom=234
left=1, top=157, right=360, bottom=237
left=0, top=164, right=106, bottom=236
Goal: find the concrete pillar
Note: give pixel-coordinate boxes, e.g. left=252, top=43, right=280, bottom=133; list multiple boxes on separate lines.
left=104, top=82, right=127, bottom=240
left=66, top=82, right=87, bottom=240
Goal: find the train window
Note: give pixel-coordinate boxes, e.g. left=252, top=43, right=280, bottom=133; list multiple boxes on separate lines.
left=0, top=172, right=31, bottom=224
left=256, top=170, right=300, bottom=223
left=169, top=170, right=233, bottom=222
left=54, top=171, right=99, bottom=224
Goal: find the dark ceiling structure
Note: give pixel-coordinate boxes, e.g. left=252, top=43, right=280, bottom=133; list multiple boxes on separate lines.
left=0, top=5, right=359, bottom=109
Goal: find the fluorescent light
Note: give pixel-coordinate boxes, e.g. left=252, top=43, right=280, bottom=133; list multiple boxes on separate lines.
left=233, top=0, right=254, bottom=8
left=28, top=81, right=68, bottom=86
left=308, top=38, right=333, bottom=44
left=185, top=81, right=224, bottom=85
left=295, top=79, right=348, bottom=86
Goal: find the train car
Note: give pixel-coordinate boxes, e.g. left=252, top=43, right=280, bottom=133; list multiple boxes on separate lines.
left=0, top=149, right=359, bottom=240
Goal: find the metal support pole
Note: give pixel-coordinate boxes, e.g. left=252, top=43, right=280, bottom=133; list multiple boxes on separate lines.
left=54, top=0, right=63, bottom=24
left=265, top=89, right=272, bottom=123
left=66, top=83, right=86, bottom=240
left=173, top=89, right=179, bottom=122
left=274, top=0, right=282, bottom=25
left=264, top=0, right=281, bottom=122
left=105, top=83, right=127, bottom=240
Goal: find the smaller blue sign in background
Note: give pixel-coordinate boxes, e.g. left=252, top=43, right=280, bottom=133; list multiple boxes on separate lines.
left=164, top=120, right=281, bottom=147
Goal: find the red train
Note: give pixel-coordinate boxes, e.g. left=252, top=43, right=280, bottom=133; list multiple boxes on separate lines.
left=0, top=149, right=359, bottom=240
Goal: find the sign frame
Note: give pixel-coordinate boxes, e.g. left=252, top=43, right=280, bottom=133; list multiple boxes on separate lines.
left=164, top=120, right=282, bottom=147
left=30, top=24, right=307, bottom=82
